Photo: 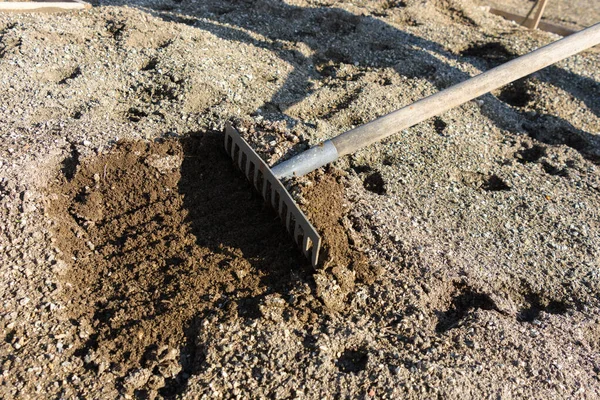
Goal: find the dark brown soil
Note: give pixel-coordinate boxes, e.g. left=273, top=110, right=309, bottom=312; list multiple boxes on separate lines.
left=296, top=169, right=376, bottom=311
left=47, top=133, right=324, bottom=395
left=302, top=170, right=378, bottom=285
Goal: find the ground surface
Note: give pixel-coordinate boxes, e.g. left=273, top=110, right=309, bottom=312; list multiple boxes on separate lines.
left=0, top=0, right=599, bottom=399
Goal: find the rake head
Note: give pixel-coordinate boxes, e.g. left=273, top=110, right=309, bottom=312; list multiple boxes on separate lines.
left=224, top=123, right=321, bottom=267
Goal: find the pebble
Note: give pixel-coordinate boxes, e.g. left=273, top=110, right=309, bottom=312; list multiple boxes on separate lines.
left=123, top=368, right=151, bottom=391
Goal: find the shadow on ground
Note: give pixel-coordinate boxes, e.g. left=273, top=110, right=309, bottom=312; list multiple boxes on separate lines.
left=101, top=0, right=599, bottom=160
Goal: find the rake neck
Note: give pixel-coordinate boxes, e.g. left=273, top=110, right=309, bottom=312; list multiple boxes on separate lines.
left=271, top=140, right=339, bottom=179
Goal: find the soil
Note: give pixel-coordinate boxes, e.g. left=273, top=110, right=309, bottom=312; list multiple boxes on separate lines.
left=0, top=0, right=599, bottom=399
left=46, top=135, right=320, bottom=397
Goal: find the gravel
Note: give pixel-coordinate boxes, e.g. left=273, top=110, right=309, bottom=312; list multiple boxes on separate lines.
left=0, top=0, right=599, bottom=398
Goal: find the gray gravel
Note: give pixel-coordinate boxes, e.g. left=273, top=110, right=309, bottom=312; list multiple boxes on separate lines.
left=1, top=0, right=599, bottom=398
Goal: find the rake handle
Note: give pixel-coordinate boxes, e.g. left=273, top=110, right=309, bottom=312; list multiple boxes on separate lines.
left=331, top=22, right=600, bottom=157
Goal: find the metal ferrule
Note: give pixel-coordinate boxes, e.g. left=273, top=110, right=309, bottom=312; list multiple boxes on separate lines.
left=271, top=140, right=339, bottom=179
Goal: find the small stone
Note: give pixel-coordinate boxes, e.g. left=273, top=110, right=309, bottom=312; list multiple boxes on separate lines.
left=83, top=352, right=95, bottom=364
left=145, top=154, right=183, bottom=174
left=157, top=360, right=182, bottom=378
left=234, top=269, right=247, bottom=280
left=147, top=374, right=165, bottom=390
left=97, top=362, right=109, bottom=375
left=123, top=368, right=152, bottom=392
left=259, top=294, right=286, bottom=322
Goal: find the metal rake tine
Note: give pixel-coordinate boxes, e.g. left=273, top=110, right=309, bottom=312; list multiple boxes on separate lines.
left=277, top=194, right=284, bottom=217
left=302, top=235, right=310, bottom=253
left=224, top=131, right=231, bottom=154
left=237, top=148, right=244, bottom=169
left=310, top=240, right=320, bottom=266
left=252, top=167, right=260, bottom=190
left=271, top=186, right=278, bottom=209
left=293, top=220, right=301, bottom=244
left=233, top=144, right=240, bottom=163
left=245, top=159, right=252, bottom=178
left=284, top=206, right=292, bottom=232
left=261, top=174, right=269, bottom=199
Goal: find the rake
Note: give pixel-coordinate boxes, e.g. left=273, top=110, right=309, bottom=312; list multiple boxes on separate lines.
left=225, top=23, right=600, bottom=267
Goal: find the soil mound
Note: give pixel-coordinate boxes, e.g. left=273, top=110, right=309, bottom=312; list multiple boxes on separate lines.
left=47, top=133, right=315, bottom=396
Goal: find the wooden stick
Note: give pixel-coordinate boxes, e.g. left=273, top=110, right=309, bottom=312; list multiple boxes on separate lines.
left=488, top=8, right=576, bottom=37
left=528, top=0, right=549, bottom=30
left=0, top=1, right=91, bottom=13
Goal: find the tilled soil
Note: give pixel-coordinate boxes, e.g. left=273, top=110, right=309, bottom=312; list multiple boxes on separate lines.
left=46, top=134, right=328, bottom=397
left=1, top=0, right=599, bottom=399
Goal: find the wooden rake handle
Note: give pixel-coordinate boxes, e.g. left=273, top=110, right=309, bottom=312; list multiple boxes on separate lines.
left=331, top=22, right=600, bottom=157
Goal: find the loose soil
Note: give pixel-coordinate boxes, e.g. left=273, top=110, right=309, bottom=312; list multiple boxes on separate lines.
left=46, top=134, right=328, bottom=396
